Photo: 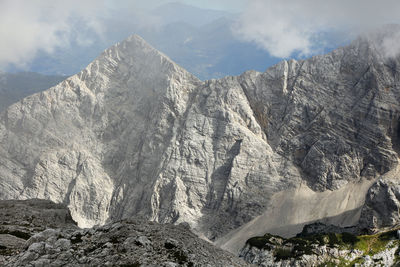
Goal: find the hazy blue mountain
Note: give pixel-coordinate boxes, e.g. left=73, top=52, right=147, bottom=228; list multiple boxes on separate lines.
left=6, top=3, right=343, bottom=80
left=151, top=2, right=229, bottom=27
left=7, top=3, right=282, bottom=80
left=0, top=72, right=66, bottom=112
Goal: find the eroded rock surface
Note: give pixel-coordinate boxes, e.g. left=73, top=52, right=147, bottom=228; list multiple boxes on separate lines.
left=0, top=199, right=77, bottom=261
left=359, top=178, right=400, bottom=231
left=5, top=219, right=249, bottom=267
left=0, top=199, right=248, bottom=266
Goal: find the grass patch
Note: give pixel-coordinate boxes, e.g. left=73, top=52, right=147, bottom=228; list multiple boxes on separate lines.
left=247, top=228, right=400, bottom=262
left=274, top=248, right=292, bottom=261
left=353, top=234, right=389, bottom=255
left=247, top=233, right=283, bottom=249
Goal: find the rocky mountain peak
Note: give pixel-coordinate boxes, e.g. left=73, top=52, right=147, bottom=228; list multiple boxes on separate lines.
left=1, top=29, right=400, bottom=257
left=98, top=34, right=182, bottom=76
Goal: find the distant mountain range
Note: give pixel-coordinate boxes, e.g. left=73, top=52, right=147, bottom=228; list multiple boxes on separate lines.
left=5, top=3, right=327, bottom=80
left=0, top=72, right=66, bottom=112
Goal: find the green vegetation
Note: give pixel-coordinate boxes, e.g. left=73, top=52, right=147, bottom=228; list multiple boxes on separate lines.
left=394, top=245, right=400, bottom=264
left=246, top=228, right=400, bottom=263
left=247, top=233, right=283, bottom=249
left=274, top=248, right=293, bottom=261
left=283, top=237, right=314, bottom=256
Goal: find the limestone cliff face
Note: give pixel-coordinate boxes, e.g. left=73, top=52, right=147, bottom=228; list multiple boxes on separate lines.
left=241, top=36, right=400, bottom=191
left=1, top=28, right=400, bottom=243
left=0, top=35, right=300, bottom=237
left=359, top=172, right=400, bottom=231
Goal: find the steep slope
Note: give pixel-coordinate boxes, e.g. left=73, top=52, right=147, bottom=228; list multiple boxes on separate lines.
left=0, top=35, right=300, bottom=239
left=1, top=28, right=400, bottom=253
left=216, top=28, right=400, bottom=252
left=0, top=35, right=201, bottom=228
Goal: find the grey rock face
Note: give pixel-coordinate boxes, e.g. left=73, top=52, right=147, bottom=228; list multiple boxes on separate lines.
left=297, top=222, right=358, bottom=236
left=359, top=178, right=400, bottom=231
left=0, top=34, right=301, bottom=239
left=1, top=27, right=400, bottom=243
left=246, top=36, right=400, bottom=191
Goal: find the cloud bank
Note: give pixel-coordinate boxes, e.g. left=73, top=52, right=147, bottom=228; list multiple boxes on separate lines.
left=0, top=0, right=105, bottom=68
left=0, top=0, right=234, bottom=69
left=234, top=0, right=400, bottom=58
left=2, top=0, right=400, bottom=70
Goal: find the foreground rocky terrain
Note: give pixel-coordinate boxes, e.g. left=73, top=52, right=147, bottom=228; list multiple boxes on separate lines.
left=0, top=199, right=248, bottom=266
left=1, top=25, right=400, bottom=259
left=2, top=200, right=398, bottom=266
left=240, top=223, right=400, bottom=266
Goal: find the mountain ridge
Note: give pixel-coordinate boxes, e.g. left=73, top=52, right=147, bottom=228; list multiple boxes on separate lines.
left=1, top=29, right=400, bottom=257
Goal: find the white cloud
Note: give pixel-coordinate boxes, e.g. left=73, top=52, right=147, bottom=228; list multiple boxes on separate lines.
left=368, top=25, right=400, bottom=59
left=2, top=0, right=400, bottom=69
left=0, top=0, right=228, bottom=69
left=234, top=0, right=400, bottom=58
left=0, top=0, right=105, bottom=68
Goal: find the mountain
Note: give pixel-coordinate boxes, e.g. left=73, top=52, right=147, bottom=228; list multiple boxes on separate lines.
left=1, top=27, right=400, bottom=263
left=137, top=17, right=283, bottom=80
left=151, top=2, right=229, bottom=27
left=0, top=72, right=66, bottom=112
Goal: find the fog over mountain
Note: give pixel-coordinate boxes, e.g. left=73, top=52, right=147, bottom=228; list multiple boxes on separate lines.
left=2, top=2, right=339, bottom=80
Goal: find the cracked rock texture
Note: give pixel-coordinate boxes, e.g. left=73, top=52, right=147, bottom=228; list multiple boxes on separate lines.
left=0, top=199, right=247, bottom=266
left=5, top=220, right=248, bottom=267
left=359, top=177, right=400, bottom=231
left=0, top=199, right=77, bottom=261
left=1, top=26, right=400, bottom=245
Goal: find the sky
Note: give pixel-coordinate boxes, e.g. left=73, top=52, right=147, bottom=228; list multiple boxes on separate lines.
left=120, top=0, right=245, bottom=12
left=235, top=0, right=400, bottom=58
left=1, top=0, right=400, bottom=71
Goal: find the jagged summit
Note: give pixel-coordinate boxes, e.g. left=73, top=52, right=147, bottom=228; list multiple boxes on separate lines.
left=96, top=34, right=189, bottom=75
left=73, top=33, right=199, bottom=96
left=0, top=34, right=200, bottom=228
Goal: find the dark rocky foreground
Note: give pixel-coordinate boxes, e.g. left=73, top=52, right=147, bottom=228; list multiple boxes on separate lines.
left=0, top=199, right=77, bottom=258
left=0, top=199, right=248, bottom=266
